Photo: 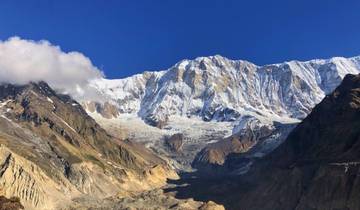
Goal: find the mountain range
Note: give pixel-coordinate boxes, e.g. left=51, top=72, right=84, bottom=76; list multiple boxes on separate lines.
left=89, top=55, right=360, bottom=121
left=84, top=55, right=360, bottom=173
left=1, top=54, right=360, bottom=209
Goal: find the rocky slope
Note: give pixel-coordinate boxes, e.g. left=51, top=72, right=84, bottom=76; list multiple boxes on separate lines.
left=0, top=82, right=179, bottom=209
left=85, top=55, right=360, bottom=172
left=70, top=188, right=225, bottom=210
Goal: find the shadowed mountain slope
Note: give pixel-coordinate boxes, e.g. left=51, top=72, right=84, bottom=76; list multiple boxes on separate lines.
left=231, top=73, right=360, bottom=210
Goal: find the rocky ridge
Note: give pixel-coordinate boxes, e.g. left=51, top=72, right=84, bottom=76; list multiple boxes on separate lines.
left=0, top=82, right=178, bottom=209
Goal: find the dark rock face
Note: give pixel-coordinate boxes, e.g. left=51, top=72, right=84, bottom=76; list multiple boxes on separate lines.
left=0, top=196, right=23, bottom=210
left=194, top=135, right=252, bottom=166
left=229, top=74, right=360, bottom=210
left=164, top=133, right=184, bottom=152
left=202, top=107, right=241, bottom=122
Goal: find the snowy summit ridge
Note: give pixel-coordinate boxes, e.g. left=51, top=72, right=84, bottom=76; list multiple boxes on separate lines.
left=88, top=55, right=360, bottom=124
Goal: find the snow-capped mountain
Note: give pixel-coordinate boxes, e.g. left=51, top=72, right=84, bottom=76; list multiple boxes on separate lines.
left=85, top=55, right=360, bottom=172
left=89, top=55, right=360, bottom=123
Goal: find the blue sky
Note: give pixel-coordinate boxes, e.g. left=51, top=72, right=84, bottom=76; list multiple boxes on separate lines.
left=0, top=0, right=360, bottom=78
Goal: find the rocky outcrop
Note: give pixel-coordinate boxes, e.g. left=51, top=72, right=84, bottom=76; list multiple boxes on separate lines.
left=164, top=133, right=184, bottom=152
left=194, top=136, right=252, bottom=166
left=82, top=101, right=119, bottom=119
left=144, top=114, right=169, bottom=129
left=199, top=201, right=225, bottom=210
left=0, top=196, right=23, bottom=210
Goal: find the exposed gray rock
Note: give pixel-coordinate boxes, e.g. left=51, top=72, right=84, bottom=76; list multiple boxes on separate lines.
left=164, top=133, right=184, bottom=152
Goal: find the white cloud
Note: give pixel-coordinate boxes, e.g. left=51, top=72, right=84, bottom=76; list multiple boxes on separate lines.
left=0, top=36, right=105, bottom=100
